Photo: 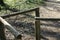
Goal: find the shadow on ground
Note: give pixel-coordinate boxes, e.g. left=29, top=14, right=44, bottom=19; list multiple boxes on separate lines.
left=6, top=17, right=60, bottom=40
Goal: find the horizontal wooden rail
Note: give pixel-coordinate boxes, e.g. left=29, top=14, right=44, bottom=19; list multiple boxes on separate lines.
left=1, top=7, right=39, bottom=19
left=35, top=17, right=60, bottom=21
left=0, top=17, right=22, bottom=39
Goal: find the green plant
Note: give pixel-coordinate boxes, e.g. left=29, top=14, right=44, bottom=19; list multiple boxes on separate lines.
left=26, top=0, right=46, bottom=5
left=0, top=0, right=46, bottom=11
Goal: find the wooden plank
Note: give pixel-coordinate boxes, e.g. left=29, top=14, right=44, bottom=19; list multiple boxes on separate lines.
left=35, top=17, right=60, bottom=21
left=0, top=17, right=22, bottom=39
left=1, top=8, right=39, bottom=19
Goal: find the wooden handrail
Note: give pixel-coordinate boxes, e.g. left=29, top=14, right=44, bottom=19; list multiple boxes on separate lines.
left=1, top=7, right=39, bottom=19
left=35, top=17, right=60, bottom=21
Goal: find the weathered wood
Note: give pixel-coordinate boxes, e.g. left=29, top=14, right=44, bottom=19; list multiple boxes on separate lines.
left=0, top=21, right=6, bottom=40
left=35, top=17, right=60, bottom=21
left=0, top=17, right=22, bottom=39
left=35, top=8, right=41, bottom=40
left=1, top=7, right=39, bottom=19
left=35, top=20, right=40, bottom=40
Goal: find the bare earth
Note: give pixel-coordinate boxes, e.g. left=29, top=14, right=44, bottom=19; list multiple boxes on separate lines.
left=4, top=1, right=60, bottom=40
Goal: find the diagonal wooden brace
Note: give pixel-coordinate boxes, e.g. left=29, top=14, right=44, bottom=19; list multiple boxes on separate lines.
left=0, top=17, right=22, bottom=39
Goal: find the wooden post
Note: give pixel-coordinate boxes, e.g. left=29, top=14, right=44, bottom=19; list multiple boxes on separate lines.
left=35, top=8, right=41, bottom=40
left=0, top=21, right=6, bottom=40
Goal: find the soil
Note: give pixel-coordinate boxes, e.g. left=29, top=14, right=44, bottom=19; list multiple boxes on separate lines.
left=1, top=1, right=60, bottom=40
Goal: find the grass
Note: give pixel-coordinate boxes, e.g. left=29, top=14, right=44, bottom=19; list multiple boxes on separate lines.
left=0, top=0, right=46, bottom=16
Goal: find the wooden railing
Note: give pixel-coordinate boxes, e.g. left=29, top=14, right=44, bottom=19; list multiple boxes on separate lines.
left=0, top=7, right=48, bottom=40
left=0, top=17, right=22, bottom=40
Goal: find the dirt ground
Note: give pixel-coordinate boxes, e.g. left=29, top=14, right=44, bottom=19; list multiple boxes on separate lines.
left=2, top=1, right=60, bottom=40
